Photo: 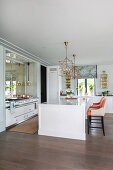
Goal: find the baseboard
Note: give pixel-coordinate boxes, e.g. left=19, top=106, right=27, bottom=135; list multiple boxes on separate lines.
left=38, top=129, right=86, bottom=141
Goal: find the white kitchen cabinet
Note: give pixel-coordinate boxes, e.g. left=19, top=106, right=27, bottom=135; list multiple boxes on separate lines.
left=105, top=97, right=113, bottom=113
left=6, top=109, right=13, bottom=127
left=6, top=102, right=38, bottom=127
left=24, top=104, right=34, bottom=113
left=14, top=106, right=24, bottom=117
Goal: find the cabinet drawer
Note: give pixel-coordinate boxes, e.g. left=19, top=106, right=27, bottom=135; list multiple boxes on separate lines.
left=24, top=104, right=34, bottom=113
left=30, top=112, right=35, bottom=116
left=14, top=107, right=24, bottom=117
left=14, top=114, right=27, bottom=124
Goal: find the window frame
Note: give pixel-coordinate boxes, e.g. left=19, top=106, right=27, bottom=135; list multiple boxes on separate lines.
left=77, top=78, right=95, bottom=96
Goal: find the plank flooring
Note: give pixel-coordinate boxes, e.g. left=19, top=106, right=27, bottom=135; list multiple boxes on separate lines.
left=0, top=117, right=113, bottom=170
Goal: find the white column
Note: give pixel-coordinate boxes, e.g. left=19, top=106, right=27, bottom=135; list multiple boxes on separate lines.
left=47, top=66, right=60, bottom=102
left=0, top=45, right=5, bottom=132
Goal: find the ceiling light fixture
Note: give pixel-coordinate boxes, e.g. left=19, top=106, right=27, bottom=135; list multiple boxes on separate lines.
left=17, top=63, right=22, bottom=86
left=27, top=62, right=31, bottom=86
left=17, top=81, right=22, bottom=86
left=59, top=41, right=77, bottom=79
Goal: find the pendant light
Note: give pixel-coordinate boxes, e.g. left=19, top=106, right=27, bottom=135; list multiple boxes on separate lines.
left=17, top=81, right=22, bottom=86
left=59, top=41, right=78, bottom=79
left=27, top=62, right=31, bottom=86
left=17, top=63, right=22, bottom=86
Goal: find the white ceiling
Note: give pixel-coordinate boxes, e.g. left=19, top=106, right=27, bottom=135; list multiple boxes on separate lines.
left=0, top=0, right=113, bottom=65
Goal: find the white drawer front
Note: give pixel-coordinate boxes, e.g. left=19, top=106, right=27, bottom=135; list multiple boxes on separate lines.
left=24, top=104, right=34, bottom=113
left=14, top=107, right=24, bottom=117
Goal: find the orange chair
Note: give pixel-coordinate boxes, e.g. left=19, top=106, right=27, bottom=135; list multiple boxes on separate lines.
left=87, top=97, right=106, bottom=136
left=89, top=96, right=105, bottom=108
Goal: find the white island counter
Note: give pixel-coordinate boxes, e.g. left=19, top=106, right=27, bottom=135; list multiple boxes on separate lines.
left=60, top=95, right=113, bottom=114
left=38, top=98, right=87, bottom=140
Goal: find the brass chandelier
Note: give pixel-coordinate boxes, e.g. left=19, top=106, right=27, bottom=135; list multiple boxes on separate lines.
left=59, top=41, right=77, bottom=79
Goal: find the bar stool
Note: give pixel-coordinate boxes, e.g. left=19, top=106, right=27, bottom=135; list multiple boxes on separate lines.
left=87, top=97, right=106, bottom=136
left=90, top=96, right=105, bottom=108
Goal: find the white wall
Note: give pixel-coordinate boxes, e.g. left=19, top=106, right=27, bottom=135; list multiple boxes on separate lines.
left=95, top=65, right=113, bottom=95
left=26, top=62, right=41, bottom=102
left=0, top=45, right=5, bottom=132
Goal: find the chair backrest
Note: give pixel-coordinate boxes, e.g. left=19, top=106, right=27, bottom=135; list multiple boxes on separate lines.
left=99, top=96, right=104, bottom=106
left=100, top=96, right=105, bottom=103
left=100, top=97, right=106, bottom=108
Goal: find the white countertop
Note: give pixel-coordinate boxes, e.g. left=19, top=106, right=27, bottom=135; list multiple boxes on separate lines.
left=43, top=98, right=89, bottom=106
left=60, top=95, right=113, bottom=99
left=6, top=98, right=38, bottom=108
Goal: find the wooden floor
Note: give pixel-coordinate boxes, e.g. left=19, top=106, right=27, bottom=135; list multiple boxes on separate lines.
left=0, top=117, right=113, bottom=170
left=8, top=116, right=38, bottom=134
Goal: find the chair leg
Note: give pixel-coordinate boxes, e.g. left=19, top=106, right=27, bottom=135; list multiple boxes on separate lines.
left=101, top=116, right=105, bottom=136
left=89, top=116, right=91, bottom=125
left=87, top=116, right=90, bottom=134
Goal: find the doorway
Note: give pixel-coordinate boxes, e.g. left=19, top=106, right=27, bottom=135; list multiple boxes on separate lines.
left=41, top=65, right=47, bottom=103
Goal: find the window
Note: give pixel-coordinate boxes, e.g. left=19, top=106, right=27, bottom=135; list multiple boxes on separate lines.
left=5, top=81, right=10, bottom=96
left=78, top=79, right=85, bottom=96
left=5, top=81, right=16, bottom=97
left=87, top=79, right=94, bottom=96
left=77, top=78, right=95, bottom=96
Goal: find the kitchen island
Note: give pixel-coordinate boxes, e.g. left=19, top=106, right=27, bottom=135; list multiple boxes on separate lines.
left=38, top=98, right=87, bottom=140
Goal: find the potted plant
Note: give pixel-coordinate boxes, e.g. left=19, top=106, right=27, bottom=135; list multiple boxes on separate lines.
left=66, top=89, right=73, bottom=98
left=103, top=91, right=108, bottom=96
left=89, top=84, right=94, bottom=96
left=76, top=83, right=83, bottom=96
